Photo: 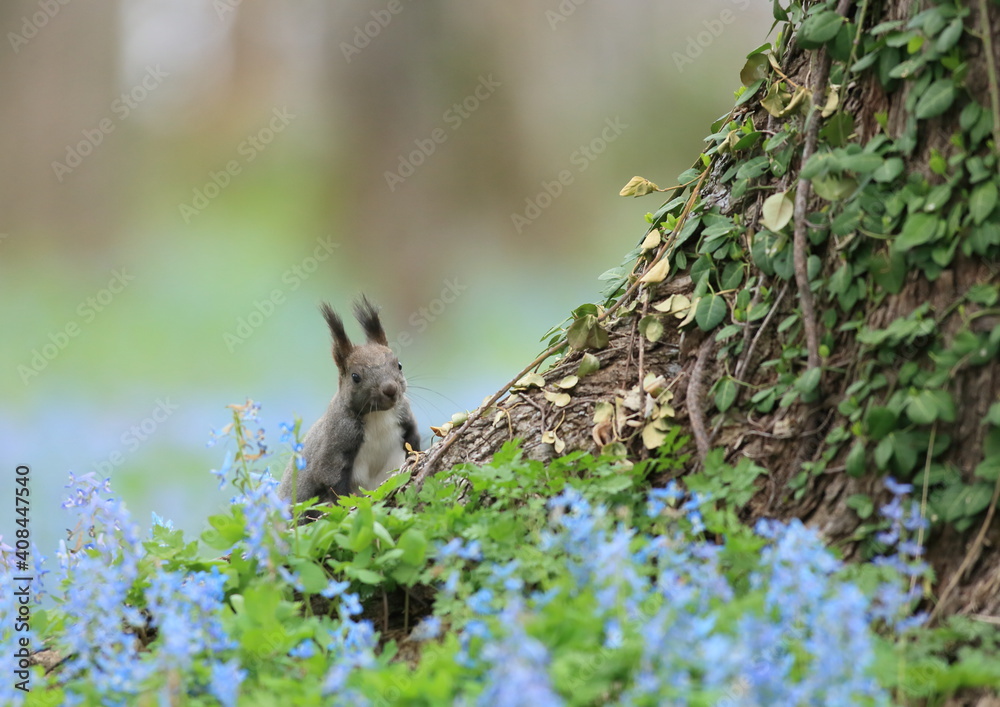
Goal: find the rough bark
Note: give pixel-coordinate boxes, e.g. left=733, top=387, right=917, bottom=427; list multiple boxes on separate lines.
left=407, top=0, right=1000, bottom=641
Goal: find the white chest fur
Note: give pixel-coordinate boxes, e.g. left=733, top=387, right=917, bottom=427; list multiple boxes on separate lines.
left=352, top=409, right=405, bottom=492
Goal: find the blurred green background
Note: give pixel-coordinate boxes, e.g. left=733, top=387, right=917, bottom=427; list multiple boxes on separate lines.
left=0, top=1, right=770, bottom=561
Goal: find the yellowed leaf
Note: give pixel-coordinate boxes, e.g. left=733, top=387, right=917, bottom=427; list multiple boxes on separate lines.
left=593, top=401, right=614, bottom=424
left=543, top=390, right=571, bottom=407
left=557, top=375, right=579, bottom=389
left=642, top=423, right=668, bottom=449
left=619, top=175, right=661, bottom=197
left=639, top=256, right=672, bottom=284
left=640, top=230, right=662, bottom=251
left=515, top=372, right=545, bottom=388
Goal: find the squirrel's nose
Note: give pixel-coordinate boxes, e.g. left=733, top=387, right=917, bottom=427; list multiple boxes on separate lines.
left=381, top=382, right=398, bottom=400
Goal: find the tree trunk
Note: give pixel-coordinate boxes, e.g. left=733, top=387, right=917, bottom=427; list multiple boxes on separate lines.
left=409, top=0, right=1000, bottom=644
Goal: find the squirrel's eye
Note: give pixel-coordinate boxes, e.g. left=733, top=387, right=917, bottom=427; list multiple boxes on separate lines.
left=351, top=372, right=361, bottom=383
left=398, top=362, right=403, bottom=371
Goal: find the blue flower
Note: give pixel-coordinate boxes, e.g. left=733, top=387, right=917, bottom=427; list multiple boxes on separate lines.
left=884, top=476, right=912, bottom=497
left=321, top=578, right=351, bottom=599
left=209, top=658, right=247, bottom=707
left=410, top=615, right=442, bottom=642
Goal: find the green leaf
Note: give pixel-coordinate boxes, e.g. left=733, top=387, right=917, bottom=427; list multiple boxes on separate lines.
left=839, top=152, right=884, bottom=175
left=740, top=53, right=770, bottom=87
left=915, top=79, right=956, bottom=119
left=846, top=492, right=874, bottom=518
left=772, top=0, right=788, bottom=22
left=934, top=482, right=995, bottom=522
left=639, top=314, right=664, bottom=343
left=397, top=528, right=428, bottom=565
left=935, top=17, right=964, bottom=53
left=798, top=10, right=844, bottom=48
left=567, top=314, right=609, bottom=351
left=346, top=567, right=383, bottom=585
left=985, top=402, right=1000, bottom=427
left=796, top=367, right=822, bottom=394
left=819, top=112, right=854, bottom=147
left=720, top=261, right=744, bottom=290
left=888, top=57, right=925, bottom=79
left=874, top=437, right=894, bottom=469
left=813, top=175, right=857, bottom=201
left=873, top=157, right=905, bottom=183
left=577, top=352, right=601, bottom=377
left=866, top=406, right=899, bottom=440
left=846, top=440, right=867, bottom=477
left=696, top=293, right=728, bottom=331
left=970, top=181, right=998, bottom=225
left=761, top=190, right=795, bottom=232
left=715, top=377, right=738, bottom=412
left=974, top=455, right=1000, bottom=482
left=906, top=389, right=940, bottom=425
left=895, top=212, right=940, bottom=251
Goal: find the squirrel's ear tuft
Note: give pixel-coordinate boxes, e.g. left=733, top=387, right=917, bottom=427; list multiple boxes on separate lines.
left=353, top=294, right=388, bottom=346
left=320, top=302, right=353, bottom=371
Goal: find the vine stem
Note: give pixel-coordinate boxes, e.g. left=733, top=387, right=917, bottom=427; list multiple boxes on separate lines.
left=602, top=165, right=711, bottom=323
left=977, top=0, right=1000, bottom=155
left=793, top=48, right=831, bottom=373
left=687, top=337, right=715, bottom=463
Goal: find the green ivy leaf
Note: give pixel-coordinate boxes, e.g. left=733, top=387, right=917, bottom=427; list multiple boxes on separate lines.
left=874, top=437, right=894, bottom=469
left=970, top=181, right=998, bottom=225
left=696, top=293, right=728, bottom=331
left=873, top=157, right=905, bottom=183
left=715, top=376, right=738, bottom=412
left=639, top=314, right=665, bottom=343
left=740, top=53, right=770, bottom=87
left=846, top=492, right=874, bottom=517
left=839, top=152, right=884, bottom=175
left=796, top=366, right=823, bottom=394
left=820, top=112, right=855, bottom=147
left=895, top=212, right=940, bottom=250
left=846, top=440, right=867, bottom=477
left=907, top=389, right=941, bottom=425
left=567, top=315, right=609, bottom=350
left=577, top=352, right=601, bottom=377
left=866, top=406, right=899, bottom=440
left=813, top=174, right=857, bottom=201
left=974, top=455, right=1000, bottom=482
left=798, top=10, right=844, bottom=48
left=935, top=17, right=964, bottom=53
left=915, top=79, right=956, bottom=119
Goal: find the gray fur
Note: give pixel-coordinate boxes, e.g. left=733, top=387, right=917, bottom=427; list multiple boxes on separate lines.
left=278, top=297, right=420, bottom=505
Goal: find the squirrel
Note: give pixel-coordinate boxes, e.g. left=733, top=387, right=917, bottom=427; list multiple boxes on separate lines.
left=278, top=295, right=421, bottom=506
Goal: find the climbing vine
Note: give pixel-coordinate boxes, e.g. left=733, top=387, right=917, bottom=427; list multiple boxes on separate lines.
left=599, top=0, right=1000, bottom=553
